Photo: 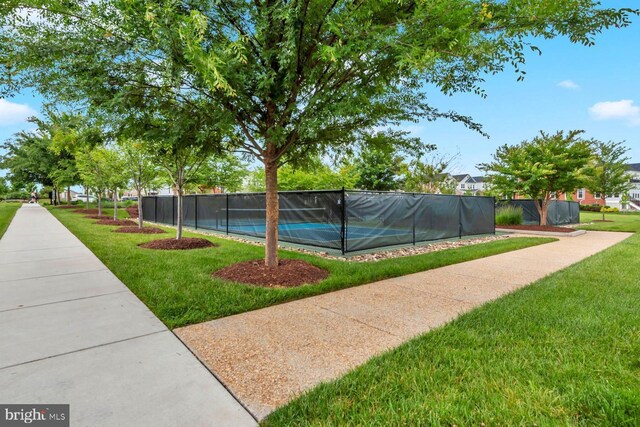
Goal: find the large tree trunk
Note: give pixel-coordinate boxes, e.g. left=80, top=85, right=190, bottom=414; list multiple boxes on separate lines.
left=264, top=158, right=279, bottom=267
left=534, top=195, right=551, bottom=226
left=176, top=186, right=183, bottom=240
left=66, top=187, right=71, bottom=206
left=137, top=187, right=143, bottom=229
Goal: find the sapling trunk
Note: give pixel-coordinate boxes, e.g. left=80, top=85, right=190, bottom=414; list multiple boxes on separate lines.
left=176, top=187, right=183, bottom=240
left=137, top=188, right=143, bottom=229
left=113, top=189, right=118, bottom=220
left=98, top=190, right=102, bottom=216
left=66, top=187, right=71, bottom=206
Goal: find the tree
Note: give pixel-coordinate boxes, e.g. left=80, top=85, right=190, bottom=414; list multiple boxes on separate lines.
left=479, top=130, right=592, bottom=225
left=403, top=152, right=458, bottom=194
left=102, top=147, right=129, bottom=221
left=0, top=176, right=8, bottom=198
left=354, top=146, right=404, bottom=191
left=76, top=147, right=112, bottom=216
left=193, top=154, right=249, bottom=194
left=585, top=140, right=632, bottom=221
left=3, top=1, right=636, bottom=266
left=118, top=138, right=158, bottom=228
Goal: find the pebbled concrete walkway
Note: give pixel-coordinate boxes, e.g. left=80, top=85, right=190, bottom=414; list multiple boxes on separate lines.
left=0, top=204, right=256, bottom=427
left=175, top=230, right=632, bottom=420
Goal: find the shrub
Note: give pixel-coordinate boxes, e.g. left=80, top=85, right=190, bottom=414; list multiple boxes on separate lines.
left=579, top=204, right=601, bottom=212
left=495, top=205, right=523, bottom=226
left=601, top=206, right=619, bottom=213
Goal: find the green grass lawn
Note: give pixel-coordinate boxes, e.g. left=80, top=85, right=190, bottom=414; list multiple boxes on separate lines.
left=579, top=211, right=640, bottom=233
left=265, top=217, right=640, bottom=426
left=0, top=202, right=21, bottom=239
left=48, top=206, right=552, bottom=328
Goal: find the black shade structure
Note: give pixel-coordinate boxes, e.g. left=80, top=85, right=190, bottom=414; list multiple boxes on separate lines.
left=499, top=199, right=580, bottom=226
left=142, top=189, right=496, bottom=254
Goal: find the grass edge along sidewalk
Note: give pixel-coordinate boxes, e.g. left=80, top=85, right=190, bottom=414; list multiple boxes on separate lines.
left=48, top=206, right=553, bottom=328
left=0, top=202, right=21, bottom=239
left=265, top=233, right=640, bottom=425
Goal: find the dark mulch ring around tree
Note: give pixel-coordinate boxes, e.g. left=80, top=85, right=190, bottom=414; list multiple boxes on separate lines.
left=498, top=224, right=576, bottom=233
left=55, top=205, right=80, bottom=209
left=213, top=259, right=329, bottom=288
left=114, top=226, right=166, bottom=234
left=592, top=219, right=614, bottom=222
left=95, top=219, right=138, bottom=226
left=84, top=215, right=110, bottom=220
left=125, top=207, right=139, bottom=217
left=138, top=237, right=216, bottom=250
left=74, top=208, right=101, bottom=214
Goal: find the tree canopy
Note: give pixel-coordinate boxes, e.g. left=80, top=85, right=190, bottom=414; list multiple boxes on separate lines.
left=479, top=130, right=592, bottom=225
left=2, top=0, right=636, bottom=264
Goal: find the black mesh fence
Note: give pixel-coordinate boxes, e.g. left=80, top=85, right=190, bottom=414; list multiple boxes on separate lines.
left=499, top=199, right=580, bottom=225
left=142, top=190, right=496, bottom=253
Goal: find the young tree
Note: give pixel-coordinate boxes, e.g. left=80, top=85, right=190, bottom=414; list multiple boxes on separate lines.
left=354, top=146, right=404, bottom=191
left=101, top=147, right=129, bottom=221
left=118, top=139, right=158, bottom=228
left=76, top=147, right=111, bottom=216
left=479, top=130, right=592, bottom=225
left=193, top=154, right=249, bottom=194
left=3, top=1, right=636, bottom=265
left=585, top=140, right=632, bottom=221
left=403, top=152, right=459, bottom=194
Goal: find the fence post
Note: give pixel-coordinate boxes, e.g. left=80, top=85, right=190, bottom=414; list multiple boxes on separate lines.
left=458, top=196, right=463, bottom=239
left=412, top=197, right=416, bottom=245
left=226, top=193, right=229, bottom=235
left=493, top=197, right=496, bottom=235
left=194, top=195, right=198, bottom=229
left=340, top=187, right=346, bottom=254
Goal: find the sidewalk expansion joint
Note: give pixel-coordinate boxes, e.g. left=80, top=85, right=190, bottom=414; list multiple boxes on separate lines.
left=316, top=305, right=399, bottom=337
left=0, top=268, right=109, bottom=284
left=0, top=290, right=129, bottom=313
left=0, top=330, right=167, bottom=371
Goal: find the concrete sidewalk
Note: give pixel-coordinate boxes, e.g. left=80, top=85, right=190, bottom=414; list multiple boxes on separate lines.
left=176, top=230, right=632, bottom=420
left=0, top=204, right=256, bottom=427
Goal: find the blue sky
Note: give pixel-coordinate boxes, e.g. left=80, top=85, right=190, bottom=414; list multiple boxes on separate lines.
left=1, top=2, right=639, bottom=179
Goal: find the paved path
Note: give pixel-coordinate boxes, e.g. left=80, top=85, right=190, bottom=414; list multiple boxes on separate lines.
left=0, top=204, right=256, bottom=427
left=176, top=230, right=632, bottom=420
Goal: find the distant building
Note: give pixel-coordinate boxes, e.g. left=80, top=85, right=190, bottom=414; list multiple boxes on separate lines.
left=452, top=174, right=489, bottom=196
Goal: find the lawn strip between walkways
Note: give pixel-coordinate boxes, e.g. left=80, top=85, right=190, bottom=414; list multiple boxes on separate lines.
left=265, top=227, right=640, bottom=425
left=48, top=206, right=553, bottom=328
left=0, top=203, right=21, bottom=239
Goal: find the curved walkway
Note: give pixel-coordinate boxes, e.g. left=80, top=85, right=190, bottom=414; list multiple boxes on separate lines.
left=0, top=204, right=256, bottom=427
left=175, top=230, right=632, bottom=420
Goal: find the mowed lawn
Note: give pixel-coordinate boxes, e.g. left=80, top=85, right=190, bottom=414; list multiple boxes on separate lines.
left=48, top=206, right=552, bottom=328
left=265, top=215, right=640, bottom=425
left=0, top=202, right=21, bottom=239
left=579, top=211, right=640, bottom=232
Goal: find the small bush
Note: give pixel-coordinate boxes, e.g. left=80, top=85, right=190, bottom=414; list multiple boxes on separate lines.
left=495, top=205, right=523, bottom=226
left=601, top=206, right=619, bottom=213
left=579, top=204, right=602, bottom=212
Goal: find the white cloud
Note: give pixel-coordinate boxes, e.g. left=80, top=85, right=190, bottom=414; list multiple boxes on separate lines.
left=557, top=80, right=580, bottom=90
left=589, top=99, right=640, bottom=126
left=0, top=99, right=37, bottom=126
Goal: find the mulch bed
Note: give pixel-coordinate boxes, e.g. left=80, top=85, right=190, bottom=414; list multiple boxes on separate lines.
left=139, top=237, right=216, bottom=250
left=213, top=259, right=329, bottom=288
left=74, top=208, right=101, bottom=214
left=55, top=205, right=80, bottom=209
left=592, top=220, right=614, bottom=223
left=498, top=224, right=576, bottom=233
left=84, top=215, right=110, bottom=220
left=125, top=207, right=139, bottom=218
left=95, top=219, right=138, bottom=226
left=114, top=226, right=166, bottom=234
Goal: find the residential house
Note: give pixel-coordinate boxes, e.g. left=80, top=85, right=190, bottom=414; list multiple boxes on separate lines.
left=453, top=174, right=488, bottom=196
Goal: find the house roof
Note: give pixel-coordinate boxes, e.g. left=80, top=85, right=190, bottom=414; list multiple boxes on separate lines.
left=452, top=174, right=470, bottom=182
left=472, top=176, right=486, bottom=183
left=627, top=163, right=640, bottom=172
